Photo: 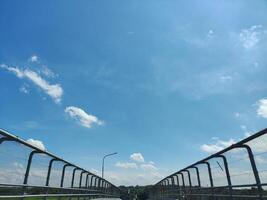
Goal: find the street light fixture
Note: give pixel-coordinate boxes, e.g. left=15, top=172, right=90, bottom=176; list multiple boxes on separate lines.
left=102, top=152, right=118, bottom=178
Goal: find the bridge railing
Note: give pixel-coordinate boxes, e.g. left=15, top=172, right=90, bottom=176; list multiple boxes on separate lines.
left=0, top=129, right=120, bottom=199
left=150, top=128, right=267, bottom=200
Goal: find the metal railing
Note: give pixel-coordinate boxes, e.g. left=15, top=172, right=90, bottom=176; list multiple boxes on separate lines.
left=149, top=128, right=267, bottom=200
left=0, top=128, right=120, bottom=199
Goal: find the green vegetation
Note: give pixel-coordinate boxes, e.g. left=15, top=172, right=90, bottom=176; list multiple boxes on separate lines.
left=119, top=185, right=151, bottom=200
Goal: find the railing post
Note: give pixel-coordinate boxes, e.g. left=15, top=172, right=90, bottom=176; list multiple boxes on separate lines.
left=201, top=161, right=214, bottom=199
left=178, top=172, right=186, bottom=198
left=79, top=171, right=86, bottom=188
left=166, top=178, right=170, bottom=198
left=184, top=169, right=192, bottom=196
left=60, top=163, right=71, bottom=187
left=236, top=144, right=262, bottom=199
left=192, top=166, right=201, bottom=187
left=174, top=174, right=180, bottom=198
left=215, top=155, right=233, bottom=199
left=170, top=176, right=175, bottom=198
left=46, top=158, right=59, bottom=186
left=23, top=150, right=42, bottom=184
left=90, top=175, right=95, bottom=189
left=71, top=167, right=80, bottom=188
left=86, top=173, right=91, bottom=188
left=94, top=177, right=98, bottom=189
left=184, top=170, right=192, bottom=186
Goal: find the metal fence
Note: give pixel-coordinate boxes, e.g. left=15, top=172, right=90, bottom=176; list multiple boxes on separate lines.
left=0, top=129, right=120, bottom=199
left=149, top=128, right=267, bottom=200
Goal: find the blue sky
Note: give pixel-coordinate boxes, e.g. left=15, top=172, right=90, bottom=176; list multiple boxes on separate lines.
left=0, top=0, right=267, bottom=186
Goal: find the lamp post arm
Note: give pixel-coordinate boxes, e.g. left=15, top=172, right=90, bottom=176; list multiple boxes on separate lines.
left=102, top=152, right=117, bottom=178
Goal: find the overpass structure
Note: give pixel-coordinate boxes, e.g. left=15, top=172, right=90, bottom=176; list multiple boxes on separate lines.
left=1, top=128, right=267, bottom=200
left=149, top=128, right=267, bottom=200
left=0, top=129, right=120, bottom=199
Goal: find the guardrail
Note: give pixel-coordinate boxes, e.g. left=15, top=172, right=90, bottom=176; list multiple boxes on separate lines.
left=149, top=128, right=267, bottom=200
left=0, top=129, right=120, bottom=199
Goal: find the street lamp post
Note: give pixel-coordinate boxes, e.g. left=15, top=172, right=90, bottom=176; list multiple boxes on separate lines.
left=102, top=152, right=117, bottom=178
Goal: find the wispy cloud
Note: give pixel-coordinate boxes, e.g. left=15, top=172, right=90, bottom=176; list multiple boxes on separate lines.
left=90, top=168, right=100, bottom=176
left=29, top=55, right=39, bottom=63
left=26, top=138, right=46, bottom=151
left=115, top=162, right=138, bottom=169
left=40, top=65, right=56, bottom=78
left=240, top=125, right=251, bottom=137
left=234, top=112, right=241, bottom=118
left=200, top=138, right=236, bottom=154
left=140, top=163, right=158, bottom=171
left=130, top=153, right=145, bottom=163
left=239, top=25, right=266, bottom=50
left=257, top=98, right=267, bottom=118
left=111, top=153, right=166, bottom=185
left=207, top=30, right=214, bottom=39
left=104, top=169, right=166, bottom=186
left=19, top=84, right=30, bottom=94
left=0, top=64, right=63, bottom=103
left=65, top=106, right=103, bottom=128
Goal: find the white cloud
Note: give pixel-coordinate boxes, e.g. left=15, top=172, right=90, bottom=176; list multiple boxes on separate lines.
left=207, top=30, right=214, bottom=38
left=90, top=168, right=100, bottom=176
left=0, top=64, right=63, bottom=103
left=200, top=138, right=236, bottom=154
left=140, top=163, right=158, bottom=171
left=41, top=65, right=56, bottom=78
left=130, top=153, right=145, bottom=163
left=220, top=75, right=232, bottom=82
left=26, top=138, right=46, bottom=151
left=239, top=25, right=265, bottom=50
left=240, top=125, right=251, bottom=137
left=257, top=98, right=267, bottom=118
left=23, top=70, right=63, bottom=103
left=255, top=156, right=267, bottom=164
left=104, top=169, right=167, bottom=186
left=115, top=162, right=138, bottom=169
left=29, top=55, right=38, bottom=63
left=19, top=85, right=29, bottom=94
left=234, top=112, right=241, bottom=118
left=65, top=106, right=103, bottom=128
left=1, top=64, right=24, bottom=77
left=148, top=161, right=155, bottom=165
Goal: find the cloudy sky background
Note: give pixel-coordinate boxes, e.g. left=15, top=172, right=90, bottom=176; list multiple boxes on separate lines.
left=1, top=0, right=267, bottom=186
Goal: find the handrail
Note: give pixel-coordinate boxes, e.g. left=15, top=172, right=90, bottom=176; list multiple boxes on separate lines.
left=0, top=128, right=120, bottom=198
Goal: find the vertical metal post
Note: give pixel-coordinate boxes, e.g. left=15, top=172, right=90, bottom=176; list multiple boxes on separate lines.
left=90, top=175, right=95, bottom=189
left=216, top=155, right=232, bottom=198
left=170, top=176, right=175, bottom=198
left=94, top=177, right=98, bottom=188
left=184, top=169, right=192, bottom=197
left=102, top=152, right=117, bottom=178
left=202, top=161, right=214, bottom=199
left=79, top=171, right=86, bottom=188
left=174, top=174, right=180, bottom=198
left=175, top=174, right=180, bottom=186
left=23, top=150, right=41, bottom=184
left=184, top=170, right=192, bottom=187
left=178, top=172, right=186, bottom=198
left=71, top=167, right=80, bottom=188
left=86, top=173, right=91, bottom=188
left=166, top=178, right=170, bottom=197
left=98, top=177, right=101, bottom=188
left=60, top=164, right=71, bottom=187
left=46, top=158, right=58, bottom=186
left=103, top=181, right=107, bottom=194
left=192, top=166, right=201, bottom=187
left=237, top=145, right=262, bottom=199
